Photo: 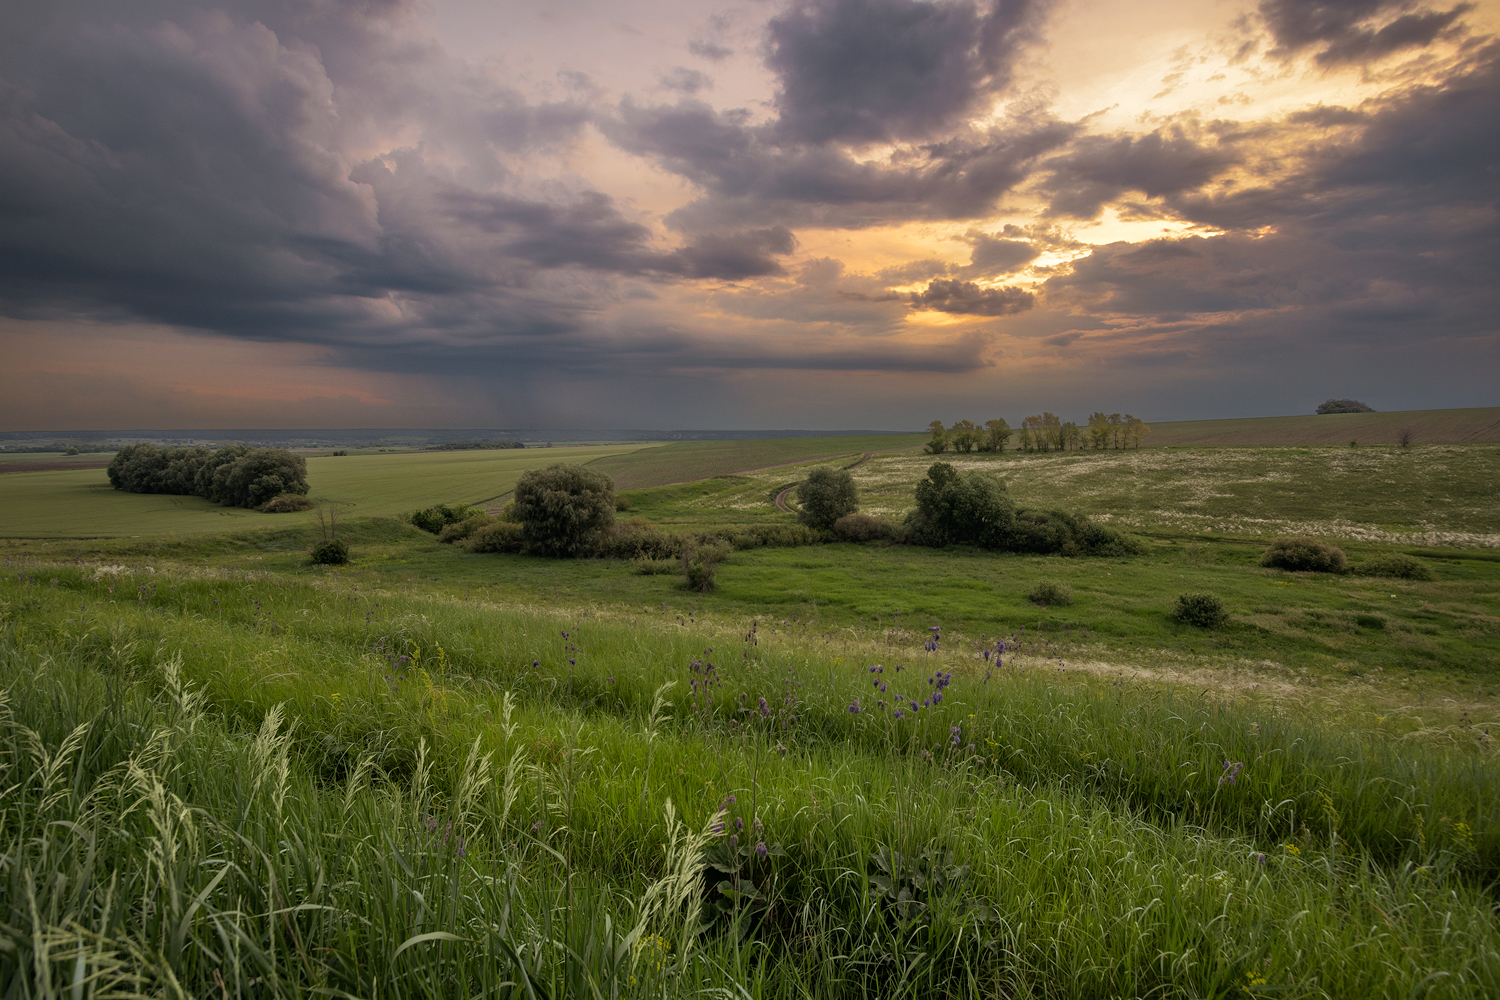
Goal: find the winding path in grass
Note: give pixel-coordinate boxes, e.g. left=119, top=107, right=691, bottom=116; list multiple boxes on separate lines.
left=774, top=452, right=873, bottom=512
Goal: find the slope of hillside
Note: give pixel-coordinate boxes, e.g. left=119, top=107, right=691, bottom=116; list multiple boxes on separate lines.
left=1146, top=407, right=1500, bottom=446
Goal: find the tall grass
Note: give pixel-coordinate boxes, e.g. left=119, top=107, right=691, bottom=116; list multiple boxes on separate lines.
left=2, top=565, right=1498, bottom=997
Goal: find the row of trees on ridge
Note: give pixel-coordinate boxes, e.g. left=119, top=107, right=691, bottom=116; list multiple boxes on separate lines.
left=925, top=413, right=1150, bottom=454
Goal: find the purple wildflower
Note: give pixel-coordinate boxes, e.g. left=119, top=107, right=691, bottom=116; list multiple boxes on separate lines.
left=755, top=841, right=768, bottom=858
left=1219, top=760, right=1245, bottom=787
left=849, top=700, right=862, bottom=714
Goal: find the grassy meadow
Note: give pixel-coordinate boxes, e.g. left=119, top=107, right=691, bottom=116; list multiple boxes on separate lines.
left=0, top=444, right=659, bottom=538
left=2, top=428, right=1499, bottom=997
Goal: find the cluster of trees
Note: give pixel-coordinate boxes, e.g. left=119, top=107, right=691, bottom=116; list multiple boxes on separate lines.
left=904, top=462, right=1147, bottom=555
left=925, top=413, right=1149, bottom=454
left=1317, top=399, right=1376, bottom=414
left=922, top=419, right=1014, bottom=454
left=425, top=440, right=526, bottom=450
left=106, top=444, right=309, bottom=509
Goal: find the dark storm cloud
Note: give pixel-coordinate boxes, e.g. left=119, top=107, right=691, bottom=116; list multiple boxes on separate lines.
left=909, top=278, right=1034, bottom=315
left=600, top=0, right=1063, bottom=231
left=764, top=0, right=1048, bottom=144
left=1037, top=126, right=1239, bottom=219
left=0, top=0, right=801, bottom=369
left=606, top=98, right=1074, bottom=230
left=442, top=189, right=795, bottom=280
left=962, top=232, right=1040, bottom=274
left=1259, top=0, right=1473, bottom=66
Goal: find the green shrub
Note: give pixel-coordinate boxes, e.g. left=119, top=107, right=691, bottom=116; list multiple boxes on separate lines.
left=1357, top=553, right=1435, bottom=580
left=682, top=539, right=731, bottom=592
left=437, top=514, right=496, bottom=544
left=832, top=513, right=893, bottom=542
left=514, top=464, right=616, bottom=557
left=1029, top=581, right=1073, bottom=606
left=1261, top=536, right=1348, bottom=573
left=796, top=467, right=859, bottom=530
left=599, top=518, right=681, bottom=560
left=1175, top=593, right=1228, bottom=628
left=633, top=557, right=679, bottom=575
left=723, top=524, right=821, bottom=550
left=462, top=521, right=524, bottom=553
left=261, top=494, right=314, bottom=513
left=309, top=539, right=350, bottom=565
left=410, top=503, right=482, bottom=534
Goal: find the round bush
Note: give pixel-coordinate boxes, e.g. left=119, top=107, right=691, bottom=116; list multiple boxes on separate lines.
left=437, top=514, right=495, bottom=544
left=796, top=467, right=859, bottom=530
left=513, top=464, right=616, bottom=557
left=1028, top=581, right=1073, bottom=606
left=1260, top=536, right=1347, bottom=573
left=1175, top=592, right=1227, bottom=628
left=462, top=521, right=524, bottom=553
left=682, top=539, right=731, bottom=592
left=310, top=539, right=350, bottom=565
left=411, top=503, right=481, bottom=534
left=1357, top=553, right=1435, bottom=580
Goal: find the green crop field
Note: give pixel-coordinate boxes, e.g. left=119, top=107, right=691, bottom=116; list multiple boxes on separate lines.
left=586, top=433, right=926, bottom=490
left=0, top=444, right=660, bottom=538
left=3, top=428, right=1500, bottom=996
left=1143, top=406, right=1500, bottom=447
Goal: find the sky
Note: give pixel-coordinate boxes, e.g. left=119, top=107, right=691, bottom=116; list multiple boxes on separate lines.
left=1, top=0, right=1496, bottom=431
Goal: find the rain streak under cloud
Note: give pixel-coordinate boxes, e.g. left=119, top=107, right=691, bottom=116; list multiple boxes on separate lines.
left=0, top=0, right=1496, bottom=430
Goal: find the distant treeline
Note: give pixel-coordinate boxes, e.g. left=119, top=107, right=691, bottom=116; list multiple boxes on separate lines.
left=424, top=441, right=526, bottom=451
left=925, top=413, right=1149, bottom=454
left=107, top=445, right=309, bottom=509
left=0, top=444, right=113, bottom=454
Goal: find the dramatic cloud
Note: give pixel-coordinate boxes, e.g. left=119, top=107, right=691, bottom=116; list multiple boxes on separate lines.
left=1038, top=126, right=1239, bottom=218
left=607, top=98, right=1075, bottom=230
left=0, top=0, right=1495, bottom=429
left=909, top=278, right=1035, bottom=315
left=1260, top=0, right=1473, bottom=65
left=765, top=0, right=1049, bottom=144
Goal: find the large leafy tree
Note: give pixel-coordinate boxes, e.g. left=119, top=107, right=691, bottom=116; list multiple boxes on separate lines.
left=512, top=464, right=616, bottom=556
left=905, top=462, right=1015, bottom=548
left=795, top=466, right=859, bottom=530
